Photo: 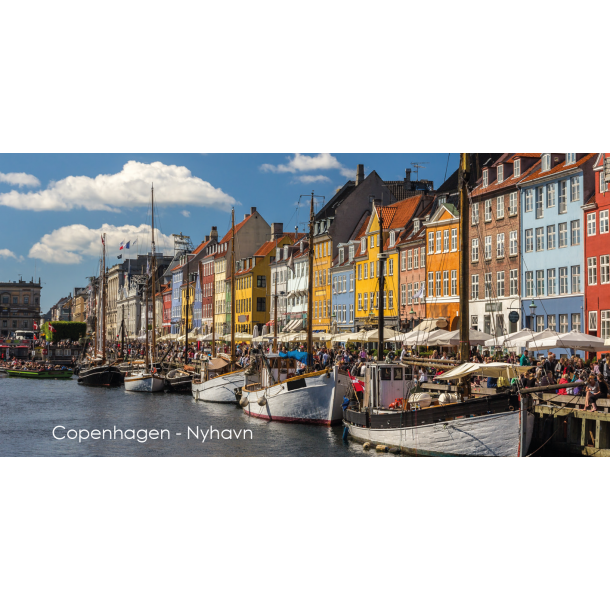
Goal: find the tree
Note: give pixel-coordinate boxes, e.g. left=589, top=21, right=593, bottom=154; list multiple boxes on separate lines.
left=42, top=321, right=87, bottom=342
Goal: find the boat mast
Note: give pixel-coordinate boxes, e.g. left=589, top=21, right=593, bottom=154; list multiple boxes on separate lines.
left=230, top=208, right=236, bottom=371
left=102, top=233, right=106, bottom=363
left=145, top=276, right=149, bottom=372
left=212, top=254, right=216, bottom=358
left=306, top=191, right=314, bottom=364
left=458, top=153, right=471, bottom=398
left=151, top=184, right=157, bottom=365
left=273, top=269, right=278, bottom=352
left=377, top=202, right=384, bottom=359
left=185, top=251, right=189, bottom=362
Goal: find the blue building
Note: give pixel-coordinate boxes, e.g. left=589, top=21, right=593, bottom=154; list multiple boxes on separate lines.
left=331, top=243, right=356, bottom=334
left=171, top=265, right=183, bottom=334
left=520, top=153, right=596, bottom=354
left=193, top=271, right=202, bottom=331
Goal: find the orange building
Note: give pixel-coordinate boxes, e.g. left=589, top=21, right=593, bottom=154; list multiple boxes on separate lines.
left=424, top=201, right=460, bottom=331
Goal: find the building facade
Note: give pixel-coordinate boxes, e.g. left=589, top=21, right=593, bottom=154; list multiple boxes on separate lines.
left=0, top=278, right=42, bottom=338
left=520, top=154, right=596, bottom=341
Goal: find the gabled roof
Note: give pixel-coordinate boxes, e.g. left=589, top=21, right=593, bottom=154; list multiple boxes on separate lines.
left=472, top=153, right=540, bottom=197
left=519, top=153, right=596, bottom=185
left=219, top=213, right=254, bottom=244
left=379, top=195, right=423, bottom=231
left=426, top=201, right=459, bottom=225
left=192, top=238, right=213, bottom=256
left=398, top=201, right=435, bottom=246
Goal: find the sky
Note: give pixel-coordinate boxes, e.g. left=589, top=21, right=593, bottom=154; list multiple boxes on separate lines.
left=0, top=153, right=458, bottom=312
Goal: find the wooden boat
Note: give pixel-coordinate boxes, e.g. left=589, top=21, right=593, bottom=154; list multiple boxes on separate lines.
left=7, top=368, right=73, bottom=380
left=165, top=368, right=194, bottom=393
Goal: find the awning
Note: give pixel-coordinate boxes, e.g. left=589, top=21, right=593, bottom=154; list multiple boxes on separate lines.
left=413, top=318, right=448, bottom=333
left=436, top=362, right=532, bottom=381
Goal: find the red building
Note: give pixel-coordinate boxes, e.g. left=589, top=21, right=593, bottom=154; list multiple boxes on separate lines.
left=200, top=251, right=215, bottom=334
left=584, top=154, right=610, bottom=352
left=162, top=284, right=172, bottom=335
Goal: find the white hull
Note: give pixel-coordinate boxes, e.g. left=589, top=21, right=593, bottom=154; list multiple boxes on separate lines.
left=346, top=410, right=535, bottom=457
left=192, top=371, right=244, bottom=403
left=124, top=372, right=165, bottom=393
left=241, top=367, right=346, bottom=425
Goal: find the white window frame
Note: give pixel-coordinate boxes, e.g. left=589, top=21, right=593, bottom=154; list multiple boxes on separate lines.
left=514, top=159, right=521, bottom=177
left=472, top=201, right=479, bottom=224
left=601, top=311, right=610, bottom=340
left=485, top=199, right=492, bottom=222
left=509, top=192, right=518, bottom=216
left=496, top=195, right=505, bottom=219
left=509, top=231, right=518, bottom=256
left=497, top=233, right=505, bottom=258
left=471, top=274, right=479, bottom=300
left=471, top=238, right=479, bottom=262
left=547, top=225, right=556, bottom=250
left=525, top=189, right=534, bottom=212
left=451, top=270, right=457, bottom=296
left=571, top=177, right=580, bottom=202
left=443, top=229, right=449, bottom=252
left=559, top=267, right=569, bottom=294
left=451, top=228, right=457, bottom=251
left=510, top=269, right=518, bottom=296
left=601, top=255, right=610, bottom=284
left=589, top=311, right=598, bottom=331
left=428, top=232, right=434, bottom=254
left=571, top=220, right=581, bottom=246
left=601, top=210, right=609, bottom=234
left=542, top=153, right=551, bottom=172
left=401, top=251, right=407, bottom=271
left=588, top=213, right=596, bottom=236
left=536, top=227, right=544, bottom=251
left=566, top=153, right=576, bottom=165
left=497, top=271, right=505, bottom=297
left=548, top=268, right=556, bottom=296
left=497, top=164, right=503, bottom=183
left=547, top=183, right=556, bottom=208
left=484, top=235, right=492, bottom=260
left=558, top=223, right=568, bottom=248
left=525, top=229, right=533, bottom=253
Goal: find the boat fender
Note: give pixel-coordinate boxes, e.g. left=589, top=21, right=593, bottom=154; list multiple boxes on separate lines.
left=376, top=445, right=388, bottom=452
left=389, top=447, right=400, bottom=455
left=362, top=442, right=371, bottom=450
left=342, top=426, right=349, bottom=440
left=439, top=393, right=457, bottom=404
left=257, top=396, right=267, bottom=406
left=240, top=394, right=249, bottom=408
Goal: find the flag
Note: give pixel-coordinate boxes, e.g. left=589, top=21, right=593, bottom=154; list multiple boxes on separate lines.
left=117, top=254, right=122, bottom=260
left=101, top=235, right=105, bottom=245
left=414, top=285, right=425, bottom=300
left=119, top=241, right=125, bottom=250
left=131, top=239, right=137, bottom=247
left=33, top=322, right=38, bottom=330
left=49, top=325, right=57, bottom=333
left=125, top=241, right=131, bottom=249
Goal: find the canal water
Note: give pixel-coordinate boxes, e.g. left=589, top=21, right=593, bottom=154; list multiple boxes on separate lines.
left=0, top=376, right=391, bottom=457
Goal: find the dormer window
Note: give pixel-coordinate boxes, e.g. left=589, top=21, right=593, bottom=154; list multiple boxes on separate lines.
left=284, top=245, right=289, bottom=259
left=300, top=241, right=304, bottom=253
left=566, top=153, right=576, bottom=165
left=339, top=248, right=345, bottom=264
left=389, top=231, right=396, bottom=247
left=514, top=159, right=521, bottom=177
left=438, top=196, right=447, bottom=206
left=276, top=248, right=281, bottom=260
left=542, top=154, right=551, bottom=172
left=348, top=245, right=354, bottom=262
left=482, top=170, right=488, bottom=188
left=497, top=165, right=504, bottom=183
left=361, top=237, right=366, bottom=252
left=414, top=219, right=420, bottom=232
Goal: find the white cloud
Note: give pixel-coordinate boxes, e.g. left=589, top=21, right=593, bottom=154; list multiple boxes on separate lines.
left=0, top=161, right=236, bottom=212
left=0, top=248, right=23, bottom=261
left=293, top=175, right=331, bottom=184
left=28, top=223, right=175, bottom=264
left=261, top=153, right=355, bottom=179
left=181, top=210, right=191, bottom=217
left=0, top=172, right=41, bottom=187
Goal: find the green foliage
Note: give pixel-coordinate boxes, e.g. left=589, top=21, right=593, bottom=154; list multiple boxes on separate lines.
left=43, top=321, right=87, bottom=341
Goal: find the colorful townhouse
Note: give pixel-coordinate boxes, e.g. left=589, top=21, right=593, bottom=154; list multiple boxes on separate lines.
left=520, top=154, right=596, bottom=337
left=285, top=241, right=310, bottom=332
left=468, top=154, right=537, bottom=336
left=397, top=201, right=434, bottom=331
left=312, top=164, right=433, bottom=333
left=354, top=195, right=429, bottom=333
left=200, top=250, right=215, bottom=335
left=584, top=154, right=610, bottom=348
left=161, top=284, right=172, bottom=336
left=234, top=226, right=293, bottom=335
left=213, top=208, right=270, bottom=337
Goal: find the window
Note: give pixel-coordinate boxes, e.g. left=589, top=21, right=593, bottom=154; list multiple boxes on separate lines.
left=542, top=154, right=551, bottom=172
left=524, top=271, right=533, bottom=296
left=571, top=265, right=581, bottom=293
left=514, top=159, right=521, bottom=177
left=559, top=223, right=568, bottom=248
left=13, top=297, right=18, bottom=304
left=545, top=183, right=555, bottom=209
left=257, top=275, right=266, bottom=288
left=350, top=275, right=354, bottom=291
left=401, top=251, right=407, bottom=271
left=536, top=227, right=544, bottom=251
left=497, top=164, right=504, bottom=183
left=24, top=296, right=29, bottom=304
left=509, top=230, right=518, bottom=255
left=370, top=235, right=374, bottom=249
left=443, top=230, right=449, bottom=252
left=364, top=292, right=368, bottom=311
left=547, top=225, right=556, bottom=250
left=566, top=313, right=582, bottom=333
left=599, top=210, right=610, bottom=235
left=497, top=233, right=505, bottom=257
left=588, top=213, right=596, bottom=236
left=471, top=315, right=479, bottom=331
left=413, top=282, right=420, bottom=304
left=588, top=257, right=598, bottom=285
left=363, top=263, right=368, bottom=280
left=421, top=247, right=425, bottom=268
left=559, top=314, right=568, bottom=333
left=472, top=238, right=479, bottom=262
left=413, top=248, right=419, bottom=269
left=510, top=269, right=518, bottom=296
left=536, top=270, right=544, bottom=296
left=389, top=231, right=396, bottom=247
left=407, top=250, right=412, bottom=270
left=360, top=238, right=366, bottom=253
left=525, top=189, right=534, bottom=212
left=428, top=232, right=434, bottom=254
left=536, top=187, right=544, bottom=218
left=559, top=267, right=568, bottom=294
left=484, top=236, right=492, bottom=260
left=451, top=270, right=457, bottom=296
left=388, top=290, right=394, bottom=310
left=497, top=196, right=504, bottom=219
left=497, top=271, right=505, bottom=297
left=571, top=177, right=580, bottom=202
left=536, top=316, right=545, bottom=332
left=485, top=199, right=492, bottom=222
left=589, top=311, right=598, bottom=331
left=401, top=284, right=406, bottom=306
left=547, top=315, right=556, bottom=332
left=376, top=234, right=380, bottom=247
left=602, top=255, right=610, bottom=284
left=602, top=311, right=610, bottom=340
left=370, top=262, right=374, bottom=278
left=571, top=220, right=580, bottom=246
left=509, top=192, right=518, bottom=216
left=436, top=272, right=441, bottom=297
left=358, top=264, right=362, bottom=280
left=428, top=272, right=434, bottom=297
left=601, top=171, right=608, bottom=194
left=349, top=304, right=354, bottom=322
left=256, top=297, right=266, bottom=312
left=472, top=201, right=479, bottom=224
left=436, top=231, right=442, bottom=253
left=407, top=284, right=412, bottom=305
left=558, top=181, right=567, bottom=214
left=484, top=273, right=492, bottom=299
left=483, top=169, right=488, bottom=188
left=389, top=259, right=394, bottom=276
left=471, top=274, right=479, bottom=300
left=414, top=219, right=420, bottom=232
left=548, top=268, right=556, bottom=296
left=451, top=228, right=457, bottom=251
left=525, top=229, right=533, bottom=252
left=566, top=153, right=576, bottom=165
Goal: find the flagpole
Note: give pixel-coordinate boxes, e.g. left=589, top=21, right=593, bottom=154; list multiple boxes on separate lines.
left=151, top=184, right=157, bottom=366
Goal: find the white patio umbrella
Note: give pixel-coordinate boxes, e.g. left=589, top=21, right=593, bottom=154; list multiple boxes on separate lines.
left=484, top=327, right=535, bottom=347
left=330, top=332, right=353, bottom=343
left=221, top=332, right=253, bottom=341
left=533, top=330, right=605, bottom=353
left=408, top=328, right=450, bottom=346
left=428, top=329, right=494, bottom=346
left=521, top=328, right=566, bottom=350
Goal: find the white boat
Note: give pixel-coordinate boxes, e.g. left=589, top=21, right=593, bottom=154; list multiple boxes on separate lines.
left=240, top=361, right=346, bottom=425
left=192, top=369, right=244, bottom=403
left=344, top=361, right=535, bottom=457
left=124, top=370, right=165, bottom=392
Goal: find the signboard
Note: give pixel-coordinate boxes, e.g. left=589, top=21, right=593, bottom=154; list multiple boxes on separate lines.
left=605, top=157, right=610, bottom=183
left=485, top=302, right=503, bottom=313
left=508, top=311, right=519, bottom=324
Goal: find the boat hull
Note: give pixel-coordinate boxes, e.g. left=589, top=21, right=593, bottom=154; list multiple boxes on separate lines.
left=345, top=408, right=535, bottom=457
left=78, top=365, right=123, bottom=387
left=192, top=371, right=244, bottom=403
left=7, top=369, right=73, bottom=380
left=124, top=373, right=165, bottom=392
left=241, top=367, right=346, bottom=426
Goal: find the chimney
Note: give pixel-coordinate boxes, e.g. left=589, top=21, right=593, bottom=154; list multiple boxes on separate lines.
left=270, top=222, right=283, bottom=240
left=405, top=168, right=412, bottom=190
left=204, top=235, right=209, bottom=242
left=356, top=164, right=365, bottom=186
left=250, top=206, right=257, bottom=215
left=210, top=226, right=218, bottom=240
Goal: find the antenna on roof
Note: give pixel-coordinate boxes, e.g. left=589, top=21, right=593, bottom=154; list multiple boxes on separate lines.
left=411, top=161, right=429, bottom=182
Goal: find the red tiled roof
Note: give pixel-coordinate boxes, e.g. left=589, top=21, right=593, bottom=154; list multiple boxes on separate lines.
left=519, top=153, right=596, bottom=185
left=472, top=155, right=540, bottom=197
left=506, top=153, right=541, bottom=161
left=192, top=238, right=212, bottom=256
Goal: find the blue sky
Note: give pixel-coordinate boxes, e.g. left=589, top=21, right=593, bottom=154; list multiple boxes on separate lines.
left=0, top=153, right=458, bottom=311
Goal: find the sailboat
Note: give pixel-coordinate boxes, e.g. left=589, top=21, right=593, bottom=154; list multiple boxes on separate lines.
left=192, top=208, right=244, bottom=403
left=342, top=154, right=536, bottom=456
left=239, top=192, right=346, bottom=424
left=124, top=185, right=164, bottom=392
left=77, top=233, right=123, bottom=387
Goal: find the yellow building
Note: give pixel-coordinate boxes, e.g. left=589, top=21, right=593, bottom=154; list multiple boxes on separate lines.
left=354, top=196, right=426, bottom=332
left=235, top=235, right=294, bottom=334
left=313, top=234, right=333, bottom=332
left=180, top=280, right=195, bottom=335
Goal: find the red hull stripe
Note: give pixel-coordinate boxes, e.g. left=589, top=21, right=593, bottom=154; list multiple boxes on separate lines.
left=243, top=409, right=339, bottom=426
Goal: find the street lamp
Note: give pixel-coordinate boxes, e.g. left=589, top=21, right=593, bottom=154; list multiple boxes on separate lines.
left=529, top=300, right=537, bottom=330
